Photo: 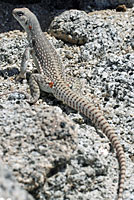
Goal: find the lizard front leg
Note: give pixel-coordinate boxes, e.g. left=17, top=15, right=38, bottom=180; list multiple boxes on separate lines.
left=16, top=47, right=31, bottom=80
left=16, top=47, right=53, bottom=104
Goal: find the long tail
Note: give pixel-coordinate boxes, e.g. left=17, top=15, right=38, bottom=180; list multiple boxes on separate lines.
left=54, top=81, right=126, bottom=200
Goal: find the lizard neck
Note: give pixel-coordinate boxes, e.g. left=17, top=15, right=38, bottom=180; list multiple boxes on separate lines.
left=27, top=26, right=42, bottom=41
left=25, top=16, right=43, bottom=40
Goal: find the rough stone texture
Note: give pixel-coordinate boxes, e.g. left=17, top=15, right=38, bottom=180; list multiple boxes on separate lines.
left=0, top=101, right=77, bottom=198
left=0, top=1, right=134, bottom=33
left=49, top=10, right=89, bottom=44
left=0, top=4, right=134, bottom=200
left=0, top=159, right=34, bottom=200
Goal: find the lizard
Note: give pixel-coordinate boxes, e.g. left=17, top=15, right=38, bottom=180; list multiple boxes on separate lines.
left=12, top=8, right=126, bottom=200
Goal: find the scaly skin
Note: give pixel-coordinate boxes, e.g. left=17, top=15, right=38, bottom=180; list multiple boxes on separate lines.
left=12, top=8, right=126, bottom=200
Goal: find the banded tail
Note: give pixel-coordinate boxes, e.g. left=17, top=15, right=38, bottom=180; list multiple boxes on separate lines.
left=54, top=80, right=126, bottom=200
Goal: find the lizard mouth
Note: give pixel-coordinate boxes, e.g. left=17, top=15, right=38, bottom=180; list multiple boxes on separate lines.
left=12, top=9, right=18, bottom=16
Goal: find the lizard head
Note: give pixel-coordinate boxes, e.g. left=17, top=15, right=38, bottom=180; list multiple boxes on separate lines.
left=12, top=8, right=41, bottom=33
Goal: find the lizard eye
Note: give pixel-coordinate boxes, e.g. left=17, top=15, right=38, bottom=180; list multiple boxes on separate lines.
left=17, top=11, right=24, bottom=17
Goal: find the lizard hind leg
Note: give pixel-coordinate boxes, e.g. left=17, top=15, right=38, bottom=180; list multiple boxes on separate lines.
left=26, top=73, right=41, bottom=104
left=26, top=73, right=53, bottom=104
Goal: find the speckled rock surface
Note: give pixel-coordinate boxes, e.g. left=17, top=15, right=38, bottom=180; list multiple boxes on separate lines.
left=0, top=159, right=34, bottom=200
left=0, top=101, right=78, bottom=197
left=49, top=10, right=90, bottom=44
left=0, top=5, right=134, bottom=200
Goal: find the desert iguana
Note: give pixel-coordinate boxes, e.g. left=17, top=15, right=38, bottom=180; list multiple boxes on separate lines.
left=12, top=8, right=126, bottom=200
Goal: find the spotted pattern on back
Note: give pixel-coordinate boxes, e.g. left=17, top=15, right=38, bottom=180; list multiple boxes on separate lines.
left=12, top=7, right=126, bottom=200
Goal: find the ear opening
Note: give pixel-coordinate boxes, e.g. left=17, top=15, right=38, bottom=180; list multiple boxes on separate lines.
left=25, top=20, right=28, bottom=25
